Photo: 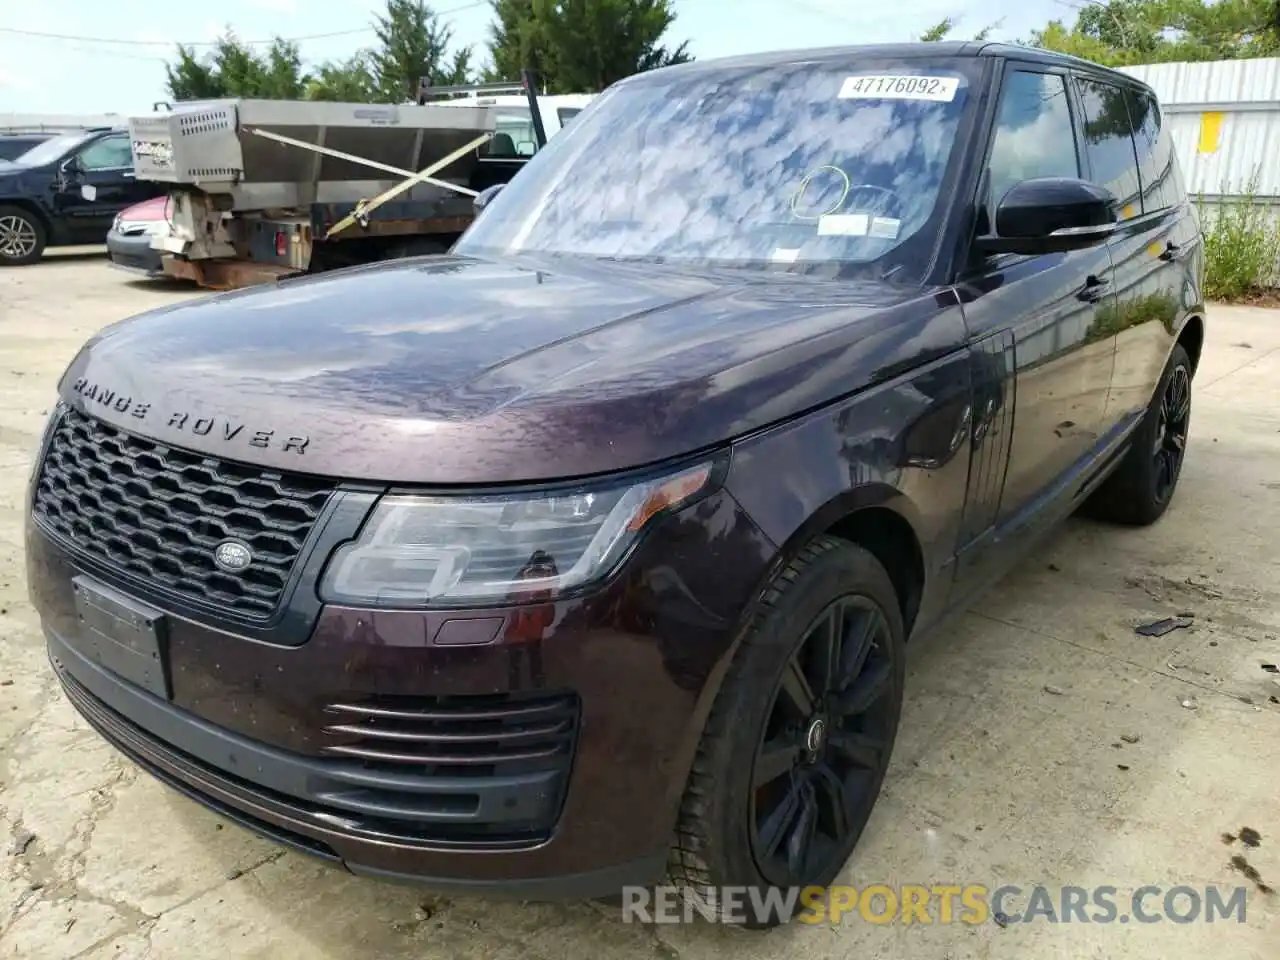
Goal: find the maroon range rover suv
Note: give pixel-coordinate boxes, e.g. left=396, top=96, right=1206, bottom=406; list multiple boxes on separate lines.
left=26, top=43, right=1203, bottom=926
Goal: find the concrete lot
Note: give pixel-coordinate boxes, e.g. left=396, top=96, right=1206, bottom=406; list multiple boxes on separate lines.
left=2, top=250, right=1278, bottom=959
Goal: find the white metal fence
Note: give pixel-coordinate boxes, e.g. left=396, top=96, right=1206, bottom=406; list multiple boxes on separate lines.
left=1119, top=58, right=1280, bottom=203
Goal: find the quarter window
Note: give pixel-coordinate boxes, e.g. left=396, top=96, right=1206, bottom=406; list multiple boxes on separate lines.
left=987, top=71, right=1079, bottom=213
left=1125, top=87, right=1176, bottom=213
left=1075, top=78, right=1142, bottom=220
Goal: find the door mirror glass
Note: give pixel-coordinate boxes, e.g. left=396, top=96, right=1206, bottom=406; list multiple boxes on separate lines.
left=979, top=177, right=1117, bottom=255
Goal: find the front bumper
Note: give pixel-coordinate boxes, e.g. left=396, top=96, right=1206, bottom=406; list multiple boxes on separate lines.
left=106, top=229, right=164, bottom=277
left=27, top=482, right=775, bottom=896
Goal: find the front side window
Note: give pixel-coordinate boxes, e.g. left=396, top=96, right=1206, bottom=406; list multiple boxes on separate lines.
left=77, top=136, right=133, bottom=171
left=987, top=70, right=1080, bottom=212
left=457, top=58, right=981, bottom=273
left=1076, top=78, right=1142, bottom=220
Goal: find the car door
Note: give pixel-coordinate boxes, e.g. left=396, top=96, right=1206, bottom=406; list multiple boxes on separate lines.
left=952, top=64, right=1120, bottom=592
left=53, top=134, right=142, bottom=242
left=1074, top=79, right=1199, bottom=428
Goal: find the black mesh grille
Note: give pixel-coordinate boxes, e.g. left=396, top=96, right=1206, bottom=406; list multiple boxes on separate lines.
left=32, top=407, right=335, bottom=619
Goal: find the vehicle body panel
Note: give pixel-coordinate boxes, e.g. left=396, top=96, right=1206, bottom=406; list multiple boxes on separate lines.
left=25, top=42, right=1206, bottom=898
left=0, top=129, right=162, bottom=246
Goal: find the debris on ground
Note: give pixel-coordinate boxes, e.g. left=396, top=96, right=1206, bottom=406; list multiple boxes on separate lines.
left=1223, top=827, right=1261, bottom=847
left=1136, top=615, right=1194, bottom=637
left=1262, top=663, right=1278, bottom=674
left=1043, top=684, right=1066, bottom=696
left=1117, top=764, right=1130, bottom=771
left=1180, top=696, right=1199, bottom=710
left=9, top=829, right=35, bottom=856
left=1120, top=734, right=1141, bottom=744
left=1229, top=854, right=1274, bottom=894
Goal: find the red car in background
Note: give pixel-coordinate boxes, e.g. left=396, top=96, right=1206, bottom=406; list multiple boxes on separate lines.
left=106, top=195, right=167, bottom=278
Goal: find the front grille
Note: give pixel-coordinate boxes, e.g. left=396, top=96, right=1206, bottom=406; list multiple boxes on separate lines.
left=33, top=407, right=335, bottom=619
left=321, top=692, right=580, bottom=776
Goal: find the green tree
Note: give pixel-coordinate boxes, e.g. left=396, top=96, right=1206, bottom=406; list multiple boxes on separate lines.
left=918, top=14, right=1006, bottom=42
left=919, top=17, right=955, bottom=41
left=370, top=0, right=474, bottom=101
left=1027, top=0, right=1280, bottom=65
left=487, top=0, right=548, bottom=82
left=164, top=33, right=309, bottom=100
left=306, top=55, right=379, bottom=101
left=527, top=0, right=691, bottom=92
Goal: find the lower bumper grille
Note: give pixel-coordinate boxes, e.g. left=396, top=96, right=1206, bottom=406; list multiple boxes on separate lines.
left=50, top=630, right=579, bottom=847
left=321, top=693, right=580, bottom=774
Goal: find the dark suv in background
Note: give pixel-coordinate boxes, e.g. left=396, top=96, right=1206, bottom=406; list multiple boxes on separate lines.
left=0, top=128, right=162, bottom=265
left=26, top=43, right=1203, bottom=926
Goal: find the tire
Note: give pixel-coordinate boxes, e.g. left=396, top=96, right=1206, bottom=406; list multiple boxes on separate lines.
left=1085, top=342, right=1193, bottom=526
left=0, top=205, right=47, bottom=266
left=668, top=535, right=906, bottom=928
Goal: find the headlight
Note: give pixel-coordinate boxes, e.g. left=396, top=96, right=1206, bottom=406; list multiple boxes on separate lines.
left=319, top=460, right=716, bottom=608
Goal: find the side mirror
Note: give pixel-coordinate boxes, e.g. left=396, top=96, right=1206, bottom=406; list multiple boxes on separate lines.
left=473, top=183, right=505, bottom=217
left=977, top=177, right=1117, bottom=256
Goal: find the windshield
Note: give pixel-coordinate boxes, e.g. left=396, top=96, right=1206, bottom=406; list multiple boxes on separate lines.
left=13, top=133, right=91, bottom=167
left=457, top=58, right=979, bottom=272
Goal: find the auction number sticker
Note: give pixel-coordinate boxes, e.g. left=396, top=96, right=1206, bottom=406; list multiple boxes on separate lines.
left=838, top=74, right=960, bottom=102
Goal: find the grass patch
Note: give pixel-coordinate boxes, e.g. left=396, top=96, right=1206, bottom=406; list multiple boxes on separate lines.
left=1198, top=171, right=1280, bottom=302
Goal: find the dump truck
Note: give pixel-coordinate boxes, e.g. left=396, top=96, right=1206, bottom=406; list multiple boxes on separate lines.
left=127, top=75, right=586, bottom=289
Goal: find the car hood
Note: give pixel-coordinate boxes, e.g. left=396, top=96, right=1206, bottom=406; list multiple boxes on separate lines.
left=60, top=254, right=965, bottom=484
left=118, top=195, right=167, bottom=221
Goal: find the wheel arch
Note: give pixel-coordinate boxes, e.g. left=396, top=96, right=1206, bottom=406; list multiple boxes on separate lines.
left=0, top=197, right=52, bottom=233
left=1176, top=312, right=1205, bottom=378
left=691, top=483, right=928, bottom=735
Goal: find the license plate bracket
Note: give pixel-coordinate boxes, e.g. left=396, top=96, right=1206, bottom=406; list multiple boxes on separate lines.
left=71, top=576, right=171, bottom=700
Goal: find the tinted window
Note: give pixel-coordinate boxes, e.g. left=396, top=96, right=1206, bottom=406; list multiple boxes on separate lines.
left=1126, top=88, right=1177, bottom=212
left=457, top=59, right=979, bottom=269
left=1076, top=78, right=1141, bottom=220
left=987, top=71, right=1079, bottom=210
left=77, top=136, right=132, bottom=170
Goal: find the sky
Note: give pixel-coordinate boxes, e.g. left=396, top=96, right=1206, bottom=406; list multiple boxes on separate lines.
left=0, top=0, right=1064, bottom=115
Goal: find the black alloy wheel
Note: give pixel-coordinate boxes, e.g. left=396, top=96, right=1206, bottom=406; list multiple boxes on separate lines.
left=749, top=595, right=896, bottom=887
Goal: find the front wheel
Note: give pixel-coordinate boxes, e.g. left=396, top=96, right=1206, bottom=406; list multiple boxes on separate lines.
left=1085, top=342, right=1193, bottom=526
left=668, top=536, right=906, bottom=928
left=0, top=206, right=47, bottom=266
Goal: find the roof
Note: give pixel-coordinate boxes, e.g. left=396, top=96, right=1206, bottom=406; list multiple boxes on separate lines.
left=625, top=41, right=1155, bottom=95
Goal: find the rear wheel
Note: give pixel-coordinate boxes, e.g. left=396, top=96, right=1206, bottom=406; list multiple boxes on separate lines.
left=668, top=536, right=906, bottom=928
left=0, top=205, right=47, bottom=266
left=1085, top=342, right=1192, bottom=525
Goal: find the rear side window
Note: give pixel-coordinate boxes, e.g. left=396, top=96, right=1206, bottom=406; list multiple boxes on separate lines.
left=987, top=70, right=1079, bottom=212
left=1075, top=78, right=1142, bottom=220
left=1125, top=87, right=1178, bottom=212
